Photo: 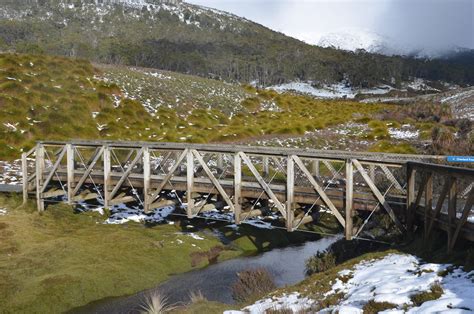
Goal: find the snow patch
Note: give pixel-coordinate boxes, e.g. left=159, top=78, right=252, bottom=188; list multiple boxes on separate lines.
left=0, top=208, right=7, bottom=216
left=226, top=292, right=315, bottom=314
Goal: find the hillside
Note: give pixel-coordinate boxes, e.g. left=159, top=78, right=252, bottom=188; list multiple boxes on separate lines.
left=0, top=0, right=473, bottom=88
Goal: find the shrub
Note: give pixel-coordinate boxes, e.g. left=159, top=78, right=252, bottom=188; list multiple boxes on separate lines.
left=305, top=252, right=336, bottom=276
left=231, top=268, right=276, bottom=302
left=363, top=300, right=397, bottom=314
left=410, top=283, right=443, bottom=306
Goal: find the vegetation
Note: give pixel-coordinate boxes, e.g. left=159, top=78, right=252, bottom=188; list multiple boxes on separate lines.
left=0, top=193, right=264, bottom=313
left=1, top=0, right=473, bottom=87
left=140, top=292, right=177, bottom=314
left=362, top=300, right=397, bottom=314
left=0, top=52, right=394, bottom=160
left=305, top=251, right=336, bottom=276
left=231, top=268, right=276, bottom=302
left=410, top=283, right=444, bottom=306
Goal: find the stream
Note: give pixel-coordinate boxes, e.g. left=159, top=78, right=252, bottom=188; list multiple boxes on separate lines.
left=72, top=235, right=340, bottom=313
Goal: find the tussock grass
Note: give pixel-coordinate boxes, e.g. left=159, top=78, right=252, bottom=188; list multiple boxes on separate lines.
left=141, top=292, right=176, bottom=314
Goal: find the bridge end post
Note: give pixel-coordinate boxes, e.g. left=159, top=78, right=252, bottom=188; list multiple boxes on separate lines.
left=286, top=155, right=295, bottom=232
left=22, top=152, right=28, bottom=205
left=143, top=146, right=151, bottom=213
left=345, top=159, right=354, bottom=240
left=66, top=144, right=74, bottom=205
left=35, top=144, right=45, bottom=212
left=406, top=163, right=416, bottom=235
left=103, top=146, right=111, bottom=209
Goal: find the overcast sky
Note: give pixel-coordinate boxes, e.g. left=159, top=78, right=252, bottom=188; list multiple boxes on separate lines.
left=187, top=0, right=474, bottom=50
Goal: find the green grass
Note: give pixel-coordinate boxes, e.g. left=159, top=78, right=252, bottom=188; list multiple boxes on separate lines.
left=0, top=194, right=258, bottom=313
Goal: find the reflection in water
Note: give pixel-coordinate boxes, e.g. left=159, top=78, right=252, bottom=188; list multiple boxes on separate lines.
left=73, top=236, right=340, bottom=314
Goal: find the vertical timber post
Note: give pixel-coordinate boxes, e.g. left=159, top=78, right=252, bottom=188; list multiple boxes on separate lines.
left=345, top=159, right=354, bottom=240
left=424, top=172, right=433, bottom=240
left=263, top=156, right=269, bottom=177
left=286, top=155, right=295, bottom=232
left=369, top=164, right=376, bottom=182
left=234, top=153, right=242, bottom=224
left=66, top=144, right=74, bottom=205
left=407, top=164, right=416, bottom=234
left=35, top=144, right=45, bottom=212
left=143, top=146, right=151, bottom=213
left=22, top=152, right=28, bottom=205
left=311, top=160, right=320, bottom=178
left=447, top=178, right=457, bottom=253
left=103, top=146, right=111, bottom=209
left=186, top=149, right=194, bottom=218
left=217, top=153, right=223, bottom=170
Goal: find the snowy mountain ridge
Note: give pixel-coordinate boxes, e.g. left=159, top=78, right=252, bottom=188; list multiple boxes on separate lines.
left=317, top=29, right=472, bottom=59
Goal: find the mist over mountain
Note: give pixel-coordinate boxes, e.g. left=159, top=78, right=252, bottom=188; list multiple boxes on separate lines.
left=0, top=0, right=473, bottom=87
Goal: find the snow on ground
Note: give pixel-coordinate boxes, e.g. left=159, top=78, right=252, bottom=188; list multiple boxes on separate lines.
left=0, top=208, right=7, bottom=216
left=105, top=204, right=175, bottom=224
left=327, top=254, right=474, bottom=313
left=229, top=253, right=474, bottom=313
left=226, top=292, right=315, bottom=314
left=388, top=127, right=419, bottom=140
left=269, top=82, right=392, bottom=99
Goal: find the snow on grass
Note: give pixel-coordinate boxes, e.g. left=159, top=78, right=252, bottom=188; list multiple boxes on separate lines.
left=226, top=292, right=315, bottom=314
left=326, top=254, right=474, bottom=313
left=0, top=159, right=36, bottom=185
left=269, top=82, right=392, bottom=99
left=175, top=232, right=205, bottom=240
left=0, top=208, right=7, bottom=216
left=388, top=127, right=419, bottom=140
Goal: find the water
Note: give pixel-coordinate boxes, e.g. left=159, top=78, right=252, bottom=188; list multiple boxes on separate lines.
left=73, top=236, right=340, bottom=313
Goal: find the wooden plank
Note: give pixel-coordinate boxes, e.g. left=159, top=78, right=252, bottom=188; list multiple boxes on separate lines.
left=72, top=147, right=105, bottom=196
left=187, top=149, right=195, bottom=218
left=103, top=146, right=111, bottom=208
left=293, top=155, right=345, bottom=227
left=353, top=159, right=405, bottom=232
left=192, top=150, right=235, bottom=212
left=66, top=144, right=75, bottom=205
left=311, top=160, right=320, bottom=178
left=323, top=160, right=343, bottom=179
left=239, top=152, right=287, bottom=217
left=41, top=146, right=66, bottom=193
left=109, top=196, right=136, bottom=206
left=380, top=165, right=405, bottom=194
left=143, top=147, right=151, bottom=213
left=286, top=155, right=295, bottom=231
left=407, top=165, right=416, bottom=233
left=109, top=148, right=143, bottom=199
left=72, top=193, right=99, bottom=202
left=149, top=149, right=188, bottom=203
left=22, top=152, right=28, bottom=204
left=263, top=156, right=269, bottom=176
left=234, top=153, right=242, bottom=224
left=35, top=144, right=45, bottom=212
left=450, top=189, right=474, bottom=250
left=43, top=189, right=66, bottom=198
left=345, top=159, right=354, bottom=240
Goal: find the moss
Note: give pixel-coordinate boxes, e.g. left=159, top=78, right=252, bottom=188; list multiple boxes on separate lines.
left=369, top=140, right=417, bottom=154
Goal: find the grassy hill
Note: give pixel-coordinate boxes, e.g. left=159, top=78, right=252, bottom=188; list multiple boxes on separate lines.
left=0, top=52, right=397, bottom=159
left=0, top=0, right=473, bottom=87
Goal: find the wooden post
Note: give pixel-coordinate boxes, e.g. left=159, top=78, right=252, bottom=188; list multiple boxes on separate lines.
left=311, top=160, right=320, bottom=178
left=424, top=172, right=433, bottom=240
left=369, top=165, right=376, bottom=182
left=103, top=146, right=111, bottom=209
left=286, top=155, right=295, bottom=232
left=217, top=153, right=224, bottom=170
left=345, top=159, right=354, bottom=240
left=186, top=149, right=194, bottom=218
left=66, top=144, right=75, bottom=205
left=407, top=165, right=416, bottom=233
left=234, top=152, right=242, bottom=224
left=447, top=178, right=457, bottom=253
left=35, top=144, right=45, bottom=212
left=143, top=146, right=151, bottom=213
left=22, top=152, right=28, bottom=205
left=263, top=156, right=269, bottom=177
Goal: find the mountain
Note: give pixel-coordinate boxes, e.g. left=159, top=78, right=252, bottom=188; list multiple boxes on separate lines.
left=317, top=29, right=474, bottom=60
left=0, top=0, right=473, bottom=87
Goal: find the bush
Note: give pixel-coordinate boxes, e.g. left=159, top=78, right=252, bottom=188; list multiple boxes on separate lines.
left=305, top=252, right=336, bottom=276
left=410, top=283, right=443, bottom=306
left=363, top=300, right=397, bottom=314
left=231, top=268, right=276, bottom=302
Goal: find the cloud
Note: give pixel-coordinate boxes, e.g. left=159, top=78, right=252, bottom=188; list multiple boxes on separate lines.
left=187, top=0, right=474, bottom=50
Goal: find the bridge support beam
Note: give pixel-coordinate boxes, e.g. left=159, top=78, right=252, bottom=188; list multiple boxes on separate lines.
left=345, top=159, right=354, bottom=240
left=286, top=155, right=295, bottom=231
left=35, top=144, right=45, bottom=212
left=186, top=149, right=194, bottom=218
left=103, top=146, right=111, bottom=209
left=143, top=147, right=151, bottom=213
left=234, top=153, right=242, bottom=224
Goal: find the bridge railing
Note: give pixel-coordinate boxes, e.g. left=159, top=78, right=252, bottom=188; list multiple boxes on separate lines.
left=23, top=140, right=472, bottom=245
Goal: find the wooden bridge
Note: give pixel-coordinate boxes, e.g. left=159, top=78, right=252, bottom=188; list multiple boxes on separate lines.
left=21, top=140, right=474, bottom=251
